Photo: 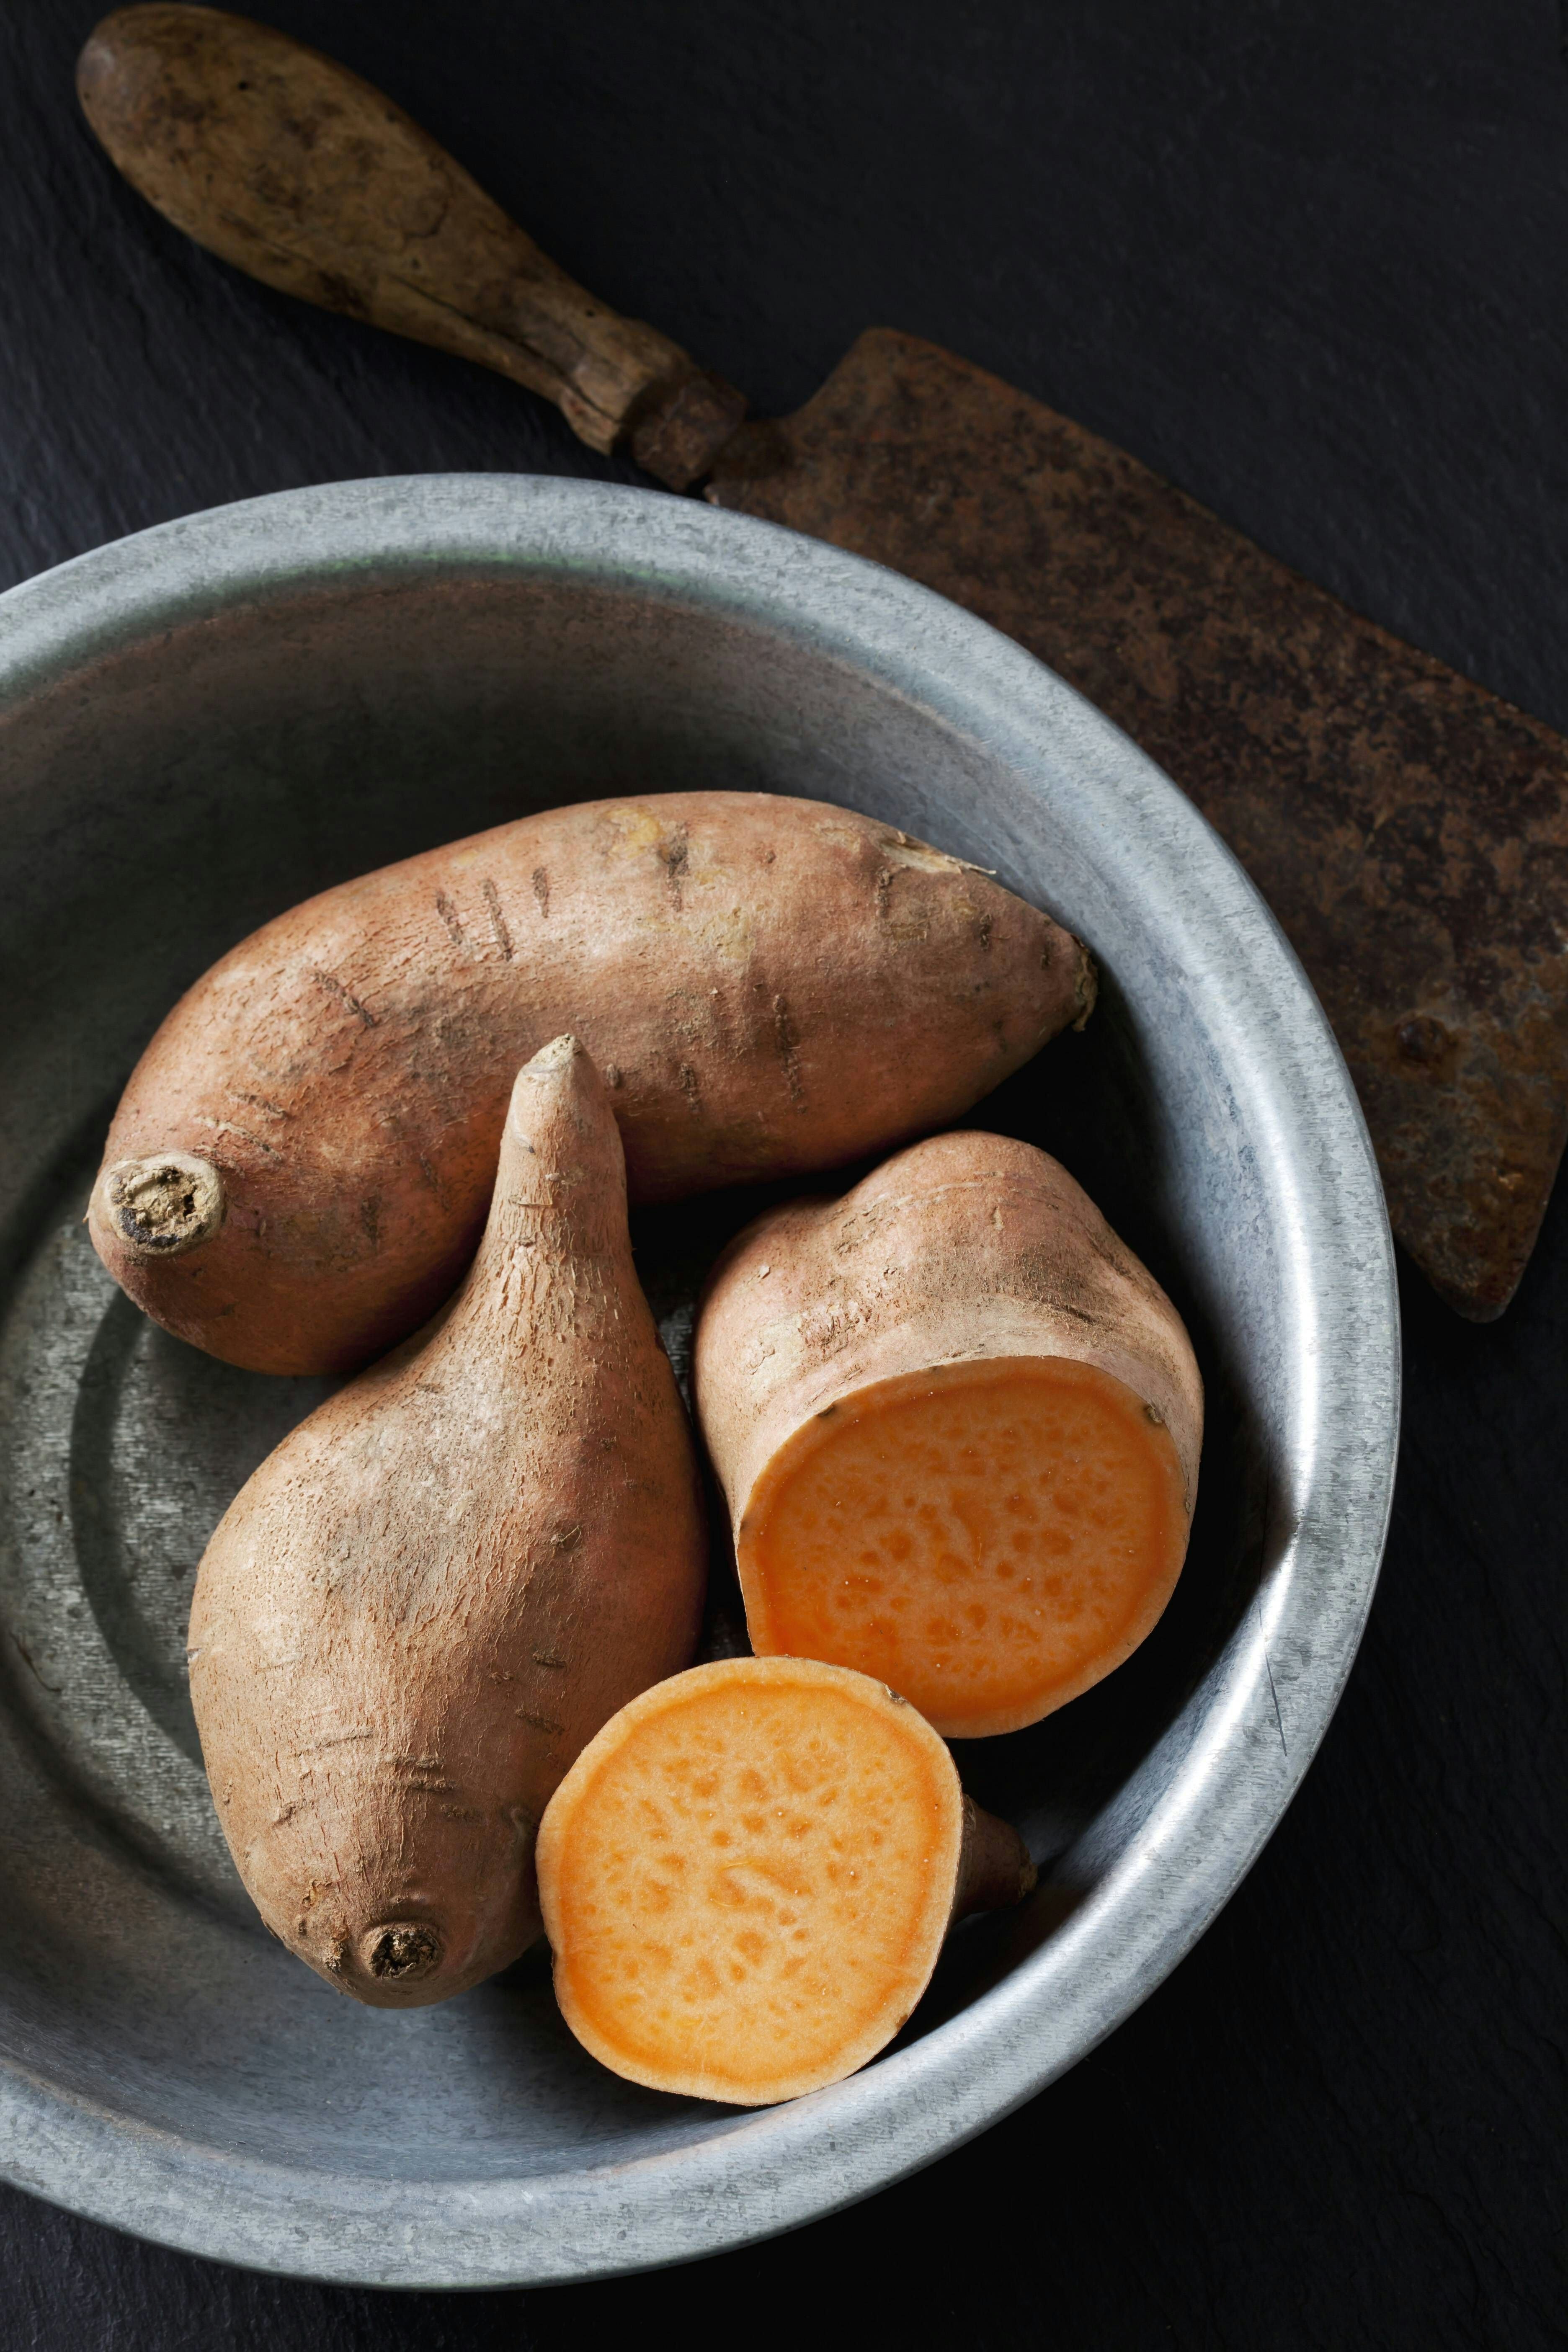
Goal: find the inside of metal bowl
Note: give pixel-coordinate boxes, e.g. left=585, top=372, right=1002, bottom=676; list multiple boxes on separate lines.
left=0, top=482, right=1394, bottom=2280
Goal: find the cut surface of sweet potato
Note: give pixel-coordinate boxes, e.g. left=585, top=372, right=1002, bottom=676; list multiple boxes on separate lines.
left=695, top=1133, right=1203, bottom=1743
left=741, top=1359, right=1188, bottom=1739
left=536, top=1656, right=1029, bottom=2106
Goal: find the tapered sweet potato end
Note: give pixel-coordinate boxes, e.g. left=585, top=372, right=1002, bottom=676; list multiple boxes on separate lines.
left=236, top=1806, right=545, bottom=2013
left=86, top=1132, right=486, bottom=1375
left=265, top=1871, right=542, bottom=2011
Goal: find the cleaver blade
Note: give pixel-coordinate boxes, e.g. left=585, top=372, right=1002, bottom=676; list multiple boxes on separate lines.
left=709, top=331, right=1568, bottom=1320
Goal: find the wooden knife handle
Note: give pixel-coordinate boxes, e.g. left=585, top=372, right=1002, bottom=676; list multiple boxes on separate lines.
left=77, top=5, right=745, bottom=490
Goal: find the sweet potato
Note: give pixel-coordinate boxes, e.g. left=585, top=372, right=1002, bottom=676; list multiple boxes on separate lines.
left=536, top=1655, right=1035, bottom=2104
left=694, top=1132, right=1202, bottom=1739
left=187, top=1036, right=705, bottom=2007
left=88, top=791, right=1095, bottom=1373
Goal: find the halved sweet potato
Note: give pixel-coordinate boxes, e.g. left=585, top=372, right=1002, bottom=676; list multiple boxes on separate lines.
left=537, top=1656, right=1033, bottom=2104
left=694, top=1133, right=1203, bottom=1738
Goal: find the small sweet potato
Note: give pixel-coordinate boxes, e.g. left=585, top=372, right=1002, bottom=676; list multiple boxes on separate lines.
left=89, top=792, right=1094, bottom=1372
left=694, top=1132, right=1202, bottom=1738
left=536, top=1655, right=1034, bottom=2104
left=187, top=1037, right=706, bottom=2006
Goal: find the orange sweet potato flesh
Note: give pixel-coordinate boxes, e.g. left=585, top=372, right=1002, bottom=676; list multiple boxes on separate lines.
left=695, top=1133, right=1203, bottom=1739
left=536, top=1656, right=1034, bottom=2105
left=746, top=1359, right=1189, bottom=1736
left=188, top=1037, right=706, bottom=2007
left=88, top=792, right=1094, bottom=1373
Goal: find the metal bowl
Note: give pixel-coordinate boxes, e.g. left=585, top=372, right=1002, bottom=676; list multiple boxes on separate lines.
left=0, top=476, right=1397, bottom=2285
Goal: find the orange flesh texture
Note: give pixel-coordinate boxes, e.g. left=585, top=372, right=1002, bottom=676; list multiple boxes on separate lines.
left=741, top=1358, right=1191, bottom=1739
left=545, top=1669, right=962, bottom=2104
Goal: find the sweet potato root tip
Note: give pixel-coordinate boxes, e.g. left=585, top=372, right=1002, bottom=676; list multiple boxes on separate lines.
left=94, top=1150, right=224, bottom=1258
left=955, top=1794, right=1038, bottom=1918
left=360, top=1922, right=443, bottom=1983
left=747, top=1360, right=1189, bottom=1738
left=522, top=1030, right=580, bottom=1076
left=537, top=1655, right=1032, bottom=2106
left=1071, top=951, right=1098, bottom=1029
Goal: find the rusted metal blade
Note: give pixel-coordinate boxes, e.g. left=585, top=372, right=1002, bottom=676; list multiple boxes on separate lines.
left=708, top=328, right=1568, bottom=1320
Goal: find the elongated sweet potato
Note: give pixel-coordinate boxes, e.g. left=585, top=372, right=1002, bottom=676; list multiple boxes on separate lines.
left=537, top=1655, right=1035, bottom=2104
left=89, top=792, right=1094, bottom=1372
left=188, top=1036, right=706, bottom=2006
left=694, top=1132, right=1202, bottom=1739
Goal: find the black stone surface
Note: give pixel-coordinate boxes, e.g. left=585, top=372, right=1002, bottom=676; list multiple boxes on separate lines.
left=0, top=3, right=1563, bottom=2344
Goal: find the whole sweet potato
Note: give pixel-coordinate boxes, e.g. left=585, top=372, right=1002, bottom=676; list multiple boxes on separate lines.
left=90, top=792, right=1093, bottom=1372
left=188, top=1037, right=706, bottom=2007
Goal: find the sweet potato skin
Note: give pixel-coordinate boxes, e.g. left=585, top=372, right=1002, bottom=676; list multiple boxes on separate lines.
left=89, top=792, right=1094, bottom=1372
left=693, top=1131, right=1203, bottom=1737
left=187, top=1039, right=706, bottom=2007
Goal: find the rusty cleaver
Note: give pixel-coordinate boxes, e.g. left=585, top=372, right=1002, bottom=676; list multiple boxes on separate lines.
left=78, top=3, right=1568, bottom=1319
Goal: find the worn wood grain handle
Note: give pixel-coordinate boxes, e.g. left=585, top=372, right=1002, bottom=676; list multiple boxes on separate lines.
left=77, top=5, right=746, bottom=489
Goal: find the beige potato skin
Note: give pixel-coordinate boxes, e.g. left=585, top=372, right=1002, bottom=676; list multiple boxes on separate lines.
left=693, top=1131, right=1203, bottom=1736
left=188, top=1037, right=706, bottom=2008
left=89, top=792, right=1095, bottom=1373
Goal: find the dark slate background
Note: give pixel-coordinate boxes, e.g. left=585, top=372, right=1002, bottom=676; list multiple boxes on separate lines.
left=1, top=3, right=1564, bottom=2344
